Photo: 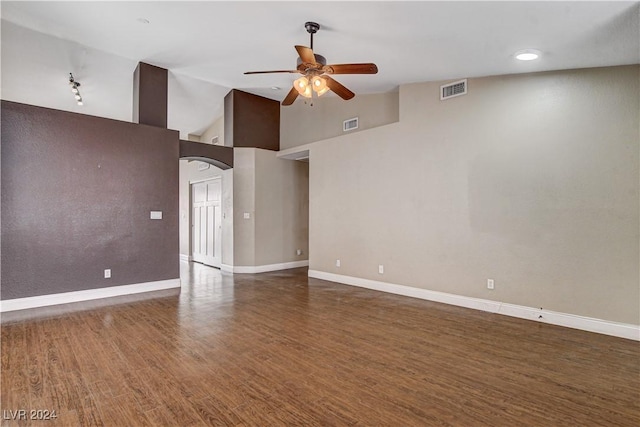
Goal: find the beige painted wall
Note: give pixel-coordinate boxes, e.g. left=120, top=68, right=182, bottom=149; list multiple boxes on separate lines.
left=280, top=91, right=399, bottom=150
left=255, top=149, right=309, bottom=266
left=232, top=148, right=256, bottom=266
left=221, top=168, right=234, bottom=266
left=181, top=146, right=308, bottom=269
left=309, top=65, right=639, bottom=325
left=200, top=115, right=225, bottom=146
left=179, top=159, right=233, bottom=265
left=233, top=148, right=309, bottom=267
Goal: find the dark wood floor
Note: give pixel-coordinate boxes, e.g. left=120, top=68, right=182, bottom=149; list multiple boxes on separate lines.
left=1, top=264, right=639, bottom=426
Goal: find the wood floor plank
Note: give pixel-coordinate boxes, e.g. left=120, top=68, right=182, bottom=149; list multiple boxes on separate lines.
left=138, top=372, right=208, bottom=427
left=2, top=323, right=30, bottom=426
left=1, top=264, right=639, bottom=426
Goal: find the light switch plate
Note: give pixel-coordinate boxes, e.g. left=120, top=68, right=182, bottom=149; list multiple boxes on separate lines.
left=243, top=212, right=251, bottom=219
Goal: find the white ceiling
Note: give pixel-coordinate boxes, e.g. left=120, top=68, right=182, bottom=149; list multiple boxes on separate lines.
left=1, top=1, right=638, bottom=139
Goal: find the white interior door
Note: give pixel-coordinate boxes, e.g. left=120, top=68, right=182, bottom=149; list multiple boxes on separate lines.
left=191, top=178, right=222, bottom=268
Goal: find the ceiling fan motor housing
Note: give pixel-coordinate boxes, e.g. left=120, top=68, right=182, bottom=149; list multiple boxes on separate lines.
left=297, top=54, right=327, bottom=70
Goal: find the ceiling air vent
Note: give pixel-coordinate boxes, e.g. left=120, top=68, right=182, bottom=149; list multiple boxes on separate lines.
left=210, top=136, right=219, bottom=145
left=343, top=117, right=359, bottom=132
left=440, top=79, right=467, bottom=100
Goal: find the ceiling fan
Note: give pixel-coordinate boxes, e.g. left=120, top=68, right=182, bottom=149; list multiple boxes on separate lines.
left=244, top=22, right=378, bottom=106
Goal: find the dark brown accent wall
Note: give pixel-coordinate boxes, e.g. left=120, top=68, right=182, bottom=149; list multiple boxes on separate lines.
left=1, top=101, right=179, bottom=300
left=133, top=62, right=168, bottom=128
left=179, top=140, right=233, bottom=169
left=224, top=90, right=280, bottom=151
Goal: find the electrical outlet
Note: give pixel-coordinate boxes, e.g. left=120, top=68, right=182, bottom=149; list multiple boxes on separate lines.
left=243, top=212, right=251, bottom=219
left=104, top=269, right=111, bottom=279
left=378, top=265, right=384, bottom=274
left=336, top=259, right=341, bottom=267
left=296, top=249, right=302, bottom=256
left=487, top=279, right=494, bottom=290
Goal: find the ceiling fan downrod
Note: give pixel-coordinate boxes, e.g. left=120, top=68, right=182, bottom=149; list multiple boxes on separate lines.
left=305, top=21, right=320, bottom=50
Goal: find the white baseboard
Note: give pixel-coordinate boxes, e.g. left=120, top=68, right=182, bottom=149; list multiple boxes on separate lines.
left=179, top=254, right=192, bottom=262
left=229, top=260, right=309, bottom=274
left=221, top=264, right=234, bottom=273
left=0, top=278, right=181, bottom=312
left=308, top=270, right=640, bottom=341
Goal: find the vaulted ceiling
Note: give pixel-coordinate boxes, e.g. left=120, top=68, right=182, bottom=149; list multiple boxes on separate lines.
left=2, top=1, right=638, bottom=139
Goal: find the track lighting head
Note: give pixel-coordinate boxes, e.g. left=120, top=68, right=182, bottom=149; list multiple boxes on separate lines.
left=68, top=73, right=83, bottom=106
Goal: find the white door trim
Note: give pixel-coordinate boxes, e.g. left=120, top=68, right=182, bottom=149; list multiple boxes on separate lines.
left=189, top=176, right=222, bottom=185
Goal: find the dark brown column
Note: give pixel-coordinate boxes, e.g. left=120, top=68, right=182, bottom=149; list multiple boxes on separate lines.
left=133, top=62, right=168, bottom=128
left=224, top=89, right=280, bottom=151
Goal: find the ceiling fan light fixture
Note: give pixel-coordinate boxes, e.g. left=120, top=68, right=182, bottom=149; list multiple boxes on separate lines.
left=316, top=86, right=330, bottom=97
left=311, top=76, right=328, bottom=96
left=294, top=76, right=307, bottom=91
left=294, top=76, right=313, bottom=97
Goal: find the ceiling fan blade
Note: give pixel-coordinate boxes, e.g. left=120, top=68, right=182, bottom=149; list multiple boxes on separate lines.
left=244, top=70, right=301, bottom=75
left=324, top=76, right=355, bottom=100
left=295, top=45, right=317, bottom=65
left=282, top=87, right=299, bottom=106
left=323, top=63, right=378, bottom=75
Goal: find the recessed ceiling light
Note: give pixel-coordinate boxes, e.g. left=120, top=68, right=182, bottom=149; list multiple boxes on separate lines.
left=515, top=49, right=541, bottom=61
left=137, top=18, right=150, bottom=24
left=271, top=86, right=281, bottom=90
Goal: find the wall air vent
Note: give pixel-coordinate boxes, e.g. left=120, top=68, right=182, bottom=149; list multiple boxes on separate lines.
left=210, top=136, right=219, bottom=145
left=440, top=79, right=467, bottom=100
left=343, top=117, right=359, bottom=132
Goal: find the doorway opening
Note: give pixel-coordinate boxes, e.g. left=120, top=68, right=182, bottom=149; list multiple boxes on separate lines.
left=191, top=177, right=222, bottom=268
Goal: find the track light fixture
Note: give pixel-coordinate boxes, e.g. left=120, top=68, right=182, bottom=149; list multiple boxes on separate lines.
left=68, top=73, right=83, bottom=105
